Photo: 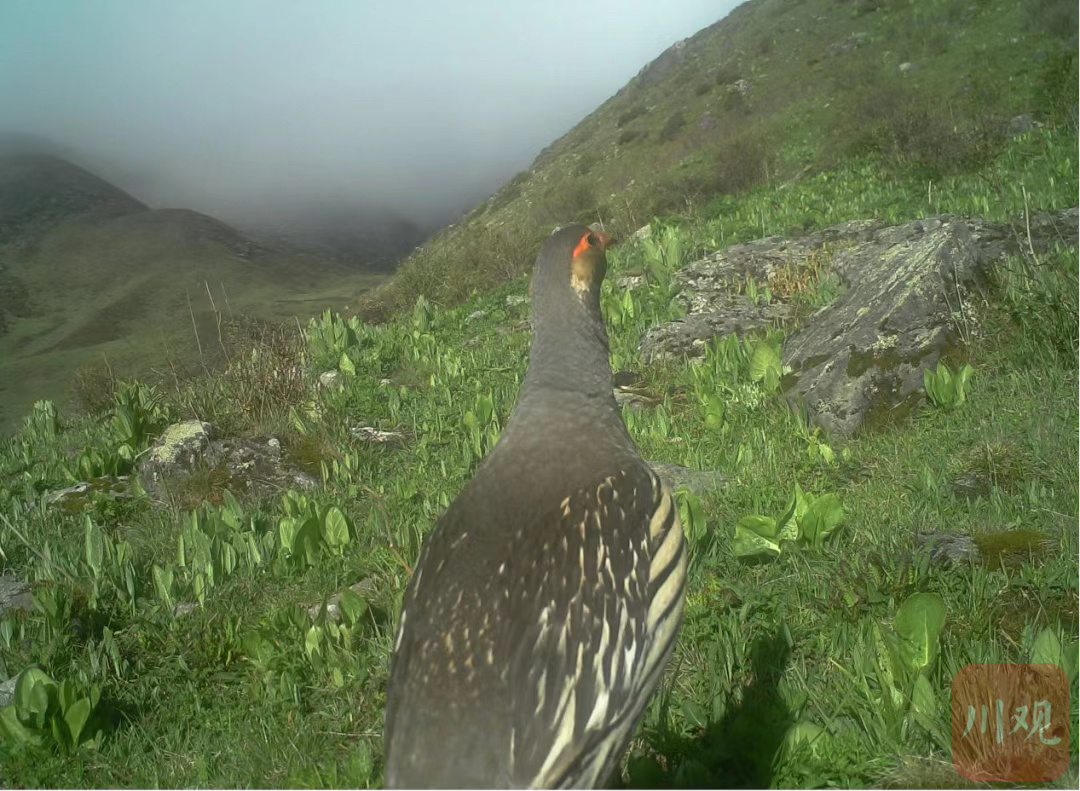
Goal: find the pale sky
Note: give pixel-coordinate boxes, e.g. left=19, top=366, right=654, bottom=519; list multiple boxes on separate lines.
left=0, top=0, right=741, bottom=228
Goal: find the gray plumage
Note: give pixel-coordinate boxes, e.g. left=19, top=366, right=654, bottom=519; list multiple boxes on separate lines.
left=384, top=224, right=687, bottom=789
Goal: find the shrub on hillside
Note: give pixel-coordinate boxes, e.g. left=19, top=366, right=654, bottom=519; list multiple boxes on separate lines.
left=71, top=358, right=118, bottom=416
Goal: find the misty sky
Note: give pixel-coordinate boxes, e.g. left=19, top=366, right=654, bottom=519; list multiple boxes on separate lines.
left=0, top=0, right=739, bottom=228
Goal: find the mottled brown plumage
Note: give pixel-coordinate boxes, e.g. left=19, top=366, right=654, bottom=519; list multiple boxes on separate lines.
left=384, top=225, right=687, bottom=789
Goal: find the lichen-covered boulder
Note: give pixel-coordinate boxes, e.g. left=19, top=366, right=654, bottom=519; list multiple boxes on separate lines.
left=781, top=216, right=993, bottom=435
left=138, top=422, right=317, bottom=502
left=640, top=207, right=1078, bottom=436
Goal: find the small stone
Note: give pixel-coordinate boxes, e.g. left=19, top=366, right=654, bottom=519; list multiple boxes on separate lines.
left=0, top=574, right=33, bottom=617
left=465, top=310, right=488, bottom=324
left=319, top=370, right=341, bottom=388
left=351, top=426, right=407, bottom=444
left=647, top=462, right=729, bottom=495
left=0, top=676, right=17, bottom=707
left=306, top=579, right=379, bottom=623
left=505, top=295, right=529, bottom=307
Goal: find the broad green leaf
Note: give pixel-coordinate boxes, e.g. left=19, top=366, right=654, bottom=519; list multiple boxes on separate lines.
left=220, top=490, right=244, bottom=528
left=894, top=592, right=946, bottom=674
left=678, top=492, right=708, bottom=546
left=799, top=493, right=845, bottom=549
left=279, top=517, right=300, bottom=554
left=1031, top=627, right=1077, bottom=681
left=733, top=524, right=781, bottom=558
left=873, top=624, right=905, bottom=714
left=15, top=669, right=53, bottom=718
left=304, top=626, right=321, bottom=660
left=151, top=561, right=173, bottom=605
left=781, top=721, right=827, bottom=760
left=338, top=351, right=356, bottom=376
left=749, top=341, right=782, bottom=386
left=323, top=506, right=351, bottom=550
left=910, top=674, right=939, bottom=735
left=0, top=705, right=44, bottom=746
left=296, top=517, right=323, bottom=566
left=84, top=517, right=104, bottom=578
left=64, top=698, right=92, bottom=746
left=339, top=588, right=367, bottom=627
left=737, top=514, right=778, bottom=540
left=58, top=679, right=77, bottom=713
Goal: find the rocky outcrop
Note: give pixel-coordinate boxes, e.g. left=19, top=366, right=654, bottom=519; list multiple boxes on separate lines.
left=640, top=208, right=1078, bottom=436
left=138, top=422, right=317, bottom=502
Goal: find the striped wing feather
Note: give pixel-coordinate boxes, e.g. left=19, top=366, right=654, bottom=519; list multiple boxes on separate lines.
left=509, top=465, right=687, bottom=788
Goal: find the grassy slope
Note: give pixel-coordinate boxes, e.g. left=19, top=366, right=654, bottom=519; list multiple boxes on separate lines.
left=0, top=0, right=1077, bottom=787
left=367, top=0, right=1076, bottom=317
left=0, top=174, right=384, bottom=433
left=0, top=129, right=1075, bottom=787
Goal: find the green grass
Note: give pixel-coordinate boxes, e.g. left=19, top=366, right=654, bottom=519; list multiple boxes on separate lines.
left=0, top=111, right=1076, bottom=785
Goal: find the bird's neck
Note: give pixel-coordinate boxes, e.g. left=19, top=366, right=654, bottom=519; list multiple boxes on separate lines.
left=511, top=296, right=621, bottom=427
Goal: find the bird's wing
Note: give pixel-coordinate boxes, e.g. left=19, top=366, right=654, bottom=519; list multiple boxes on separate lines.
left=506, top=464, right=686, bottom=788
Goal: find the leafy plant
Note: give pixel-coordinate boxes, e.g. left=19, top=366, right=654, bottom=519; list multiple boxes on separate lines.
left=732, top=483, right=844, bottom=557
left=923, top=360, right=974, bottom=408
left=22, top=401, right=60, bottom=443
left=746, top=331, right=784, bottom=393
left=1030, top=626, right=1079, bottom=683
left=278, top=491, right=354, bottom=567
left=306, top=309, right=366, bottom=373
left=871, top=592, right=948, bottom=746
left=0, top=668, right=105, bottom=752
left=461, top=391, right=501, bottom=462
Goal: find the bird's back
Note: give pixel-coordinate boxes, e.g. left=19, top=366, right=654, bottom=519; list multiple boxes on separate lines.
left=385, top=423, right=685, bottom=788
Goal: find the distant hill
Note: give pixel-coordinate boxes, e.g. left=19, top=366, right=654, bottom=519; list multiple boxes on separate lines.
left=0, top=154, right=382, bottom=431
left=367, top=0, right=1077, bottom=317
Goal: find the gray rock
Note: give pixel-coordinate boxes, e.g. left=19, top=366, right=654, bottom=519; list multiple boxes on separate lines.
left=138, top=424, right=317, bottom=502
left=145, top=421, right=214, bottom=470
left=615, top=273, right=646, bottom=291
left=1004, top=114, right=1040, bottom=137
left=642, top=208, right=1078, bottom=436
left=305, top=579, right=379, bottom=623
left=0, top=675, right=17, bottom=707
left=505, top=295, right=529, bottom=307
left=350, top=426, right=407, bottom=444
left=44, top=476, right=135, bottom=512
left=782, top=217, right=1001, bottom=435
left=0, top=574, right=32, bottom=617
left=898, top=61, right=918, bottom=74
left=829, top=31, right=867, bottom=56
left=648, top=462, right=729, bottom=495
left=614, top=389, right=660, bottom=410
left=318, top=370, right=341, bottom=388
left=465, top=310, right=488, bottom=324
left=641, top=295, right=793, bottom=362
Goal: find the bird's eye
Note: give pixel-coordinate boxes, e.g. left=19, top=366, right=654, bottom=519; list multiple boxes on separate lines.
left=586, top=233, right=598, bottom=247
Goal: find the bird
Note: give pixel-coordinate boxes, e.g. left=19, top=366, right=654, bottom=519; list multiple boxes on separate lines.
left=383, top=224, right=687, bottom=789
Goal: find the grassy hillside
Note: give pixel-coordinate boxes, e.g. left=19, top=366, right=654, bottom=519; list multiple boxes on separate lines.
left=365, top=0, right=1077, bottom=318
left=0, top=121, right=1075, bottom=785
left=0, top=0, right=1076, bottom=786
left=0, top=156, right=383, bottom=432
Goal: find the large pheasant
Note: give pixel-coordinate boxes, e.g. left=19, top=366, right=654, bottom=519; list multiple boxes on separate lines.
left=384, top=224, right=687, bottom=788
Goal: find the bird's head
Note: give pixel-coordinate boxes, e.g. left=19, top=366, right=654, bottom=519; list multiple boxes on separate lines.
left=532, top=224, right=614, bottom=308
